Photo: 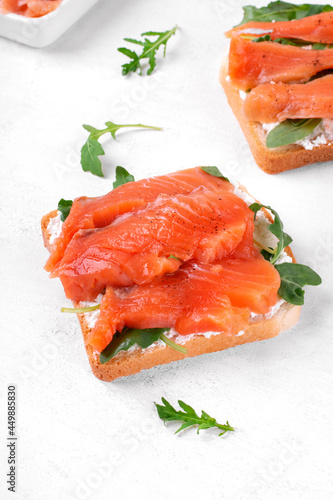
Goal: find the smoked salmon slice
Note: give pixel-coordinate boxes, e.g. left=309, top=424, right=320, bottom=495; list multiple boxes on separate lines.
left=228, top=36, right=333, bottom=90
left=54, top=188, right=253, bottom=302
left=243, top=75, right=333, bottom=122
left=45, top=168, right=232, bottom=272
left=0, top=0, right=61, bottom=17
left=226, top=11, right=333, bottom=44
left=88, top=256, right=280, bottom=353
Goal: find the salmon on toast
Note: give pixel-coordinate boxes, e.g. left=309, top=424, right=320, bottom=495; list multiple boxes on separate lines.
left=42, top=167, right=321, bottom=380
left=221, top=1, right=333, bottom=172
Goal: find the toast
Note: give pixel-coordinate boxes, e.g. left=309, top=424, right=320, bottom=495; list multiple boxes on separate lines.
left=220, top=57, right=333, bottom=174
left=41, top=187, right=301, bottom=382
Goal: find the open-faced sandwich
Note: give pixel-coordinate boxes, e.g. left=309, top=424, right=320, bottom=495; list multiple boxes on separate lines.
left=41, top=166, right=321, bottom=381
left=221, top=1, right=333, bottom=173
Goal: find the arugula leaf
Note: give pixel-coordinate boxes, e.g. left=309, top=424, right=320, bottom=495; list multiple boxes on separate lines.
left=200, top=166, right=230, bottom=182
left=252, top=34, right=273, bottom=43
left=237, top=1, right=333, bottom=26
left=113, top=166, right=135, bottom=189
left=312, top=42, right=329, bottom=50
left=58, top=199, right=73, bottom=222
left=100, top=328, right=187, bottom=364
left=250, top=204, right=322, bottom=305
left=118, top=26, right=178, bottom=76
left=155, top=398, right=234, bottom=437
left=100, top=328, right=165, bottom=363
left=275, top=263, right=322, bottom=305
left=249, top=203, right=292, bottom=264
left=274, top=37, right=304, bottom=46
left=253, top=34, right=309, bottom=46
left=168, top=255, right=180, bottom=260
left=81, top=137, right=105, bottom=177
left=266, top=119, right=322, bottom=148
left=81, top=121, right=162, bottom=176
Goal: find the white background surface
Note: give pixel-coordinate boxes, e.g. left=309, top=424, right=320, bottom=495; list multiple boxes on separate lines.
left=1, top=1, right=333, bottom=499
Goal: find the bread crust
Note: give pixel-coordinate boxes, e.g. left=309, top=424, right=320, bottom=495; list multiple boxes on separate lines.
left=41, top=204, right=301, bottom=382
left=219, top=58, right=333, bottom=174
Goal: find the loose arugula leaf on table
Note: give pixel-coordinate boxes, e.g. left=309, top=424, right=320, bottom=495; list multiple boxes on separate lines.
left=80, top=121, right=162, bottom=176
left=81, top=137, right=105, bottom=177
left=201, top=166, right=230, bottom=182
left=155, top=398, right=234, bottom=437
left=266, top=119, right=322, bottom=148
left=100, top=328, right=187, bottom=364
left=118, top=26, right=178, bottom=75
left=275, top=263, right=322, bottom=305
left=113, top=166, right=135, bottom=189
left=250, top=203, right=292, bottom=264
left=236, top=1, right=333, bottom=26
left=58, top=199, right=73, bottom=222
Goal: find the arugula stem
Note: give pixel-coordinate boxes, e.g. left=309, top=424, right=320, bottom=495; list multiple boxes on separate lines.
left=94, top=123, right=162, bottom=140
left=114, top=123, right=163, bottom=132
left=217, top=421, right=234, bottom=432
left=61, top=304, right=100, bottom=314
left=160, top=333, right=188, bottom=354
left=253, top=238, right=275, bottom=254
left=141, top=26, right=178, bottom=58
left=163, top=410, right=234, bottom=431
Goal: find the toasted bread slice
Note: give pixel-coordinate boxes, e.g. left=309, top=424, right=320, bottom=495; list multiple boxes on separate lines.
left=220, top=58, right=333, bottom=174
left=41, top=190, right=301, bottom=382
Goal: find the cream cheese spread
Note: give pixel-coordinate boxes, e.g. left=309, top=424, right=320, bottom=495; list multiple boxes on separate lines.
left=47, top=212, right=62, bottom=245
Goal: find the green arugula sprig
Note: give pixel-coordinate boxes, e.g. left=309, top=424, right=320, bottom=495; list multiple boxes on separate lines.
left=250, top=203, right=322, bottom=304
left=155, top=398, right=234, bottom=436
left=81, top=121, right=162, bottom=177
left=58, top=199, right=73, bottom=222
left=236, top=1, right=333, bottom=26
left=276, top=263, right=322, bottom=305
left=100, top=328, right=187, bottom=364
left=252, top=34, right=330, bottom=49
left=113, top=166, right=135, bottom=189
left=118, top=26, right=178, bottom=76
left=201, top=166, right=230, bottom=182
left=266, top=119, right=322, bottom=148
left=252, top=34, right=307, bottom=46
left=250, top=203, right=292, bottom=264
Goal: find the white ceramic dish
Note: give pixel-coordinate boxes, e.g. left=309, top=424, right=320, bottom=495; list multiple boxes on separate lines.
left=0, top=0, right=100, bottom=47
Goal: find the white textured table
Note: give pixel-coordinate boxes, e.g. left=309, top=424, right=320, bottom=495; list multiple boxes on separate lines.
left=1, top=1, right=333, bottom=499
